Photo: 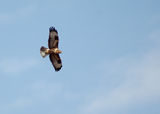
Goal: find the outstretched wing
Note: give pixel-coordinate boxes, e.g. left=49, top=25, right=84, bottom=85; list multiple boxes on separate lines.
left=48, top=27, right=59, bottom=49
left=49, top=53, right=62, bottom=71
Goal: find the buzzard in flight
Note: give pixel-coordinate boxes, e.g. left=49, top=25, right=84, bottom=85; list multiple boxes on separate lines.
left=40, top=27, right=62, bottom=71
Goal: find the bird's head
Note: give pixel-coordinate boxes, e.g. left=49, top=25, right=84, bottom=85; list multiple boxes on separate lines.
left=54, top=48, right=62, bottom=54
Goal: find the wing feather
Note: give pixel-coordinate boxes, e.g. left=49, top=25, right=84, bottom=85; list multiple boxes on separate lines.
left=49, top=54, right=62, bottom=71
left=48, top=27, right=59, bottom=49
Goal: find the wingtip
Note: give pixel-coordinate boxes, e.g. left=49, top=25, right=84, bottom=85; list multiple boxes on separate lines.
left=49, top=26, right=58, bottom=33
left=55, top=66, right=62, bottom=72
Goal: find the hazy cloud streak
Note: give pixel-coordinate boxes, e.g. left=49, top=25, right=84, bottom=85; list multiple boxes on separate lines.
left=0, top=58, right=38, bottom=74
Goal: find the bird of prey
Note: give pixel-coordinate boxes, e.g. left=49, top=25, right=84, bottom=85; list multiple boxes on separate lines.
left=40, top=27, right=62, bottom=71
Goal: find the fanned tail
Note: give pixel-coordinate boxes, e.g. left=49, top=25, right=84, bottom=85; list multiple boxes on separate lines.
left=40, top=46, right=49, bottom=58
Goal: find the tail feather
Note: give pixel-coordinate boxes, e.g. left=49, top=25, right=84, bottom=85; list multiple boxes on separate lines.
left=40, top=46, right=49, bottom=58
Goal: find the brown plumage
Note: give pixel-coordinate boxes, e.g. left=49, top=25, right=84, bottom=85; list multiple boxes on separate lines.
left=40, top=27, right=62, bottom=71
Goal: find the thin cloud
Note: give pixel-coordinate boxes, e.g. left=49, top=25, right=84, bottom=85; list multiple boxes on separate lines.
left=0, top=4, right=37, bottom=23
left=80, top=29, right=160, bottom=114
left=0, top=58, right=38, bottom=75
left=31, top=81, right=64, bottom=100
left=80, top=50, right=160, bottom=114
left=0, top=98, right=32, bottom=113
left=10, top=98, right=33, bottom=109
left=0, top=13, right=10, bottom=21
left=0, top=81, right=64, bottom=112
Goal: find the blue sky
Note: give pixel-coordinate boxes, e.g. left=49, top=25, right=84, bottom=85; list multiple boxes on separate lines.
left=0, top=0, right=160, bottom=114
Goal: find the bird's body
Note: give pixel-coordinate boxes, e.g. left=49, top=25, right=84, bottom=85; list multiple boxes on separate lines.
left=40, top=27, right=62, bottom=71
left=41, top=47, right=61, bottom=55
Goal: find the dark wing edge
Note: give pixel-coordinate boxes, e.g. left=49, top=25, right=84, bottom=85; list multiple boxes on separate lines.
left=49, top=54, right=62, bottom=71
left=48, top=28, right=59, bottom=49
